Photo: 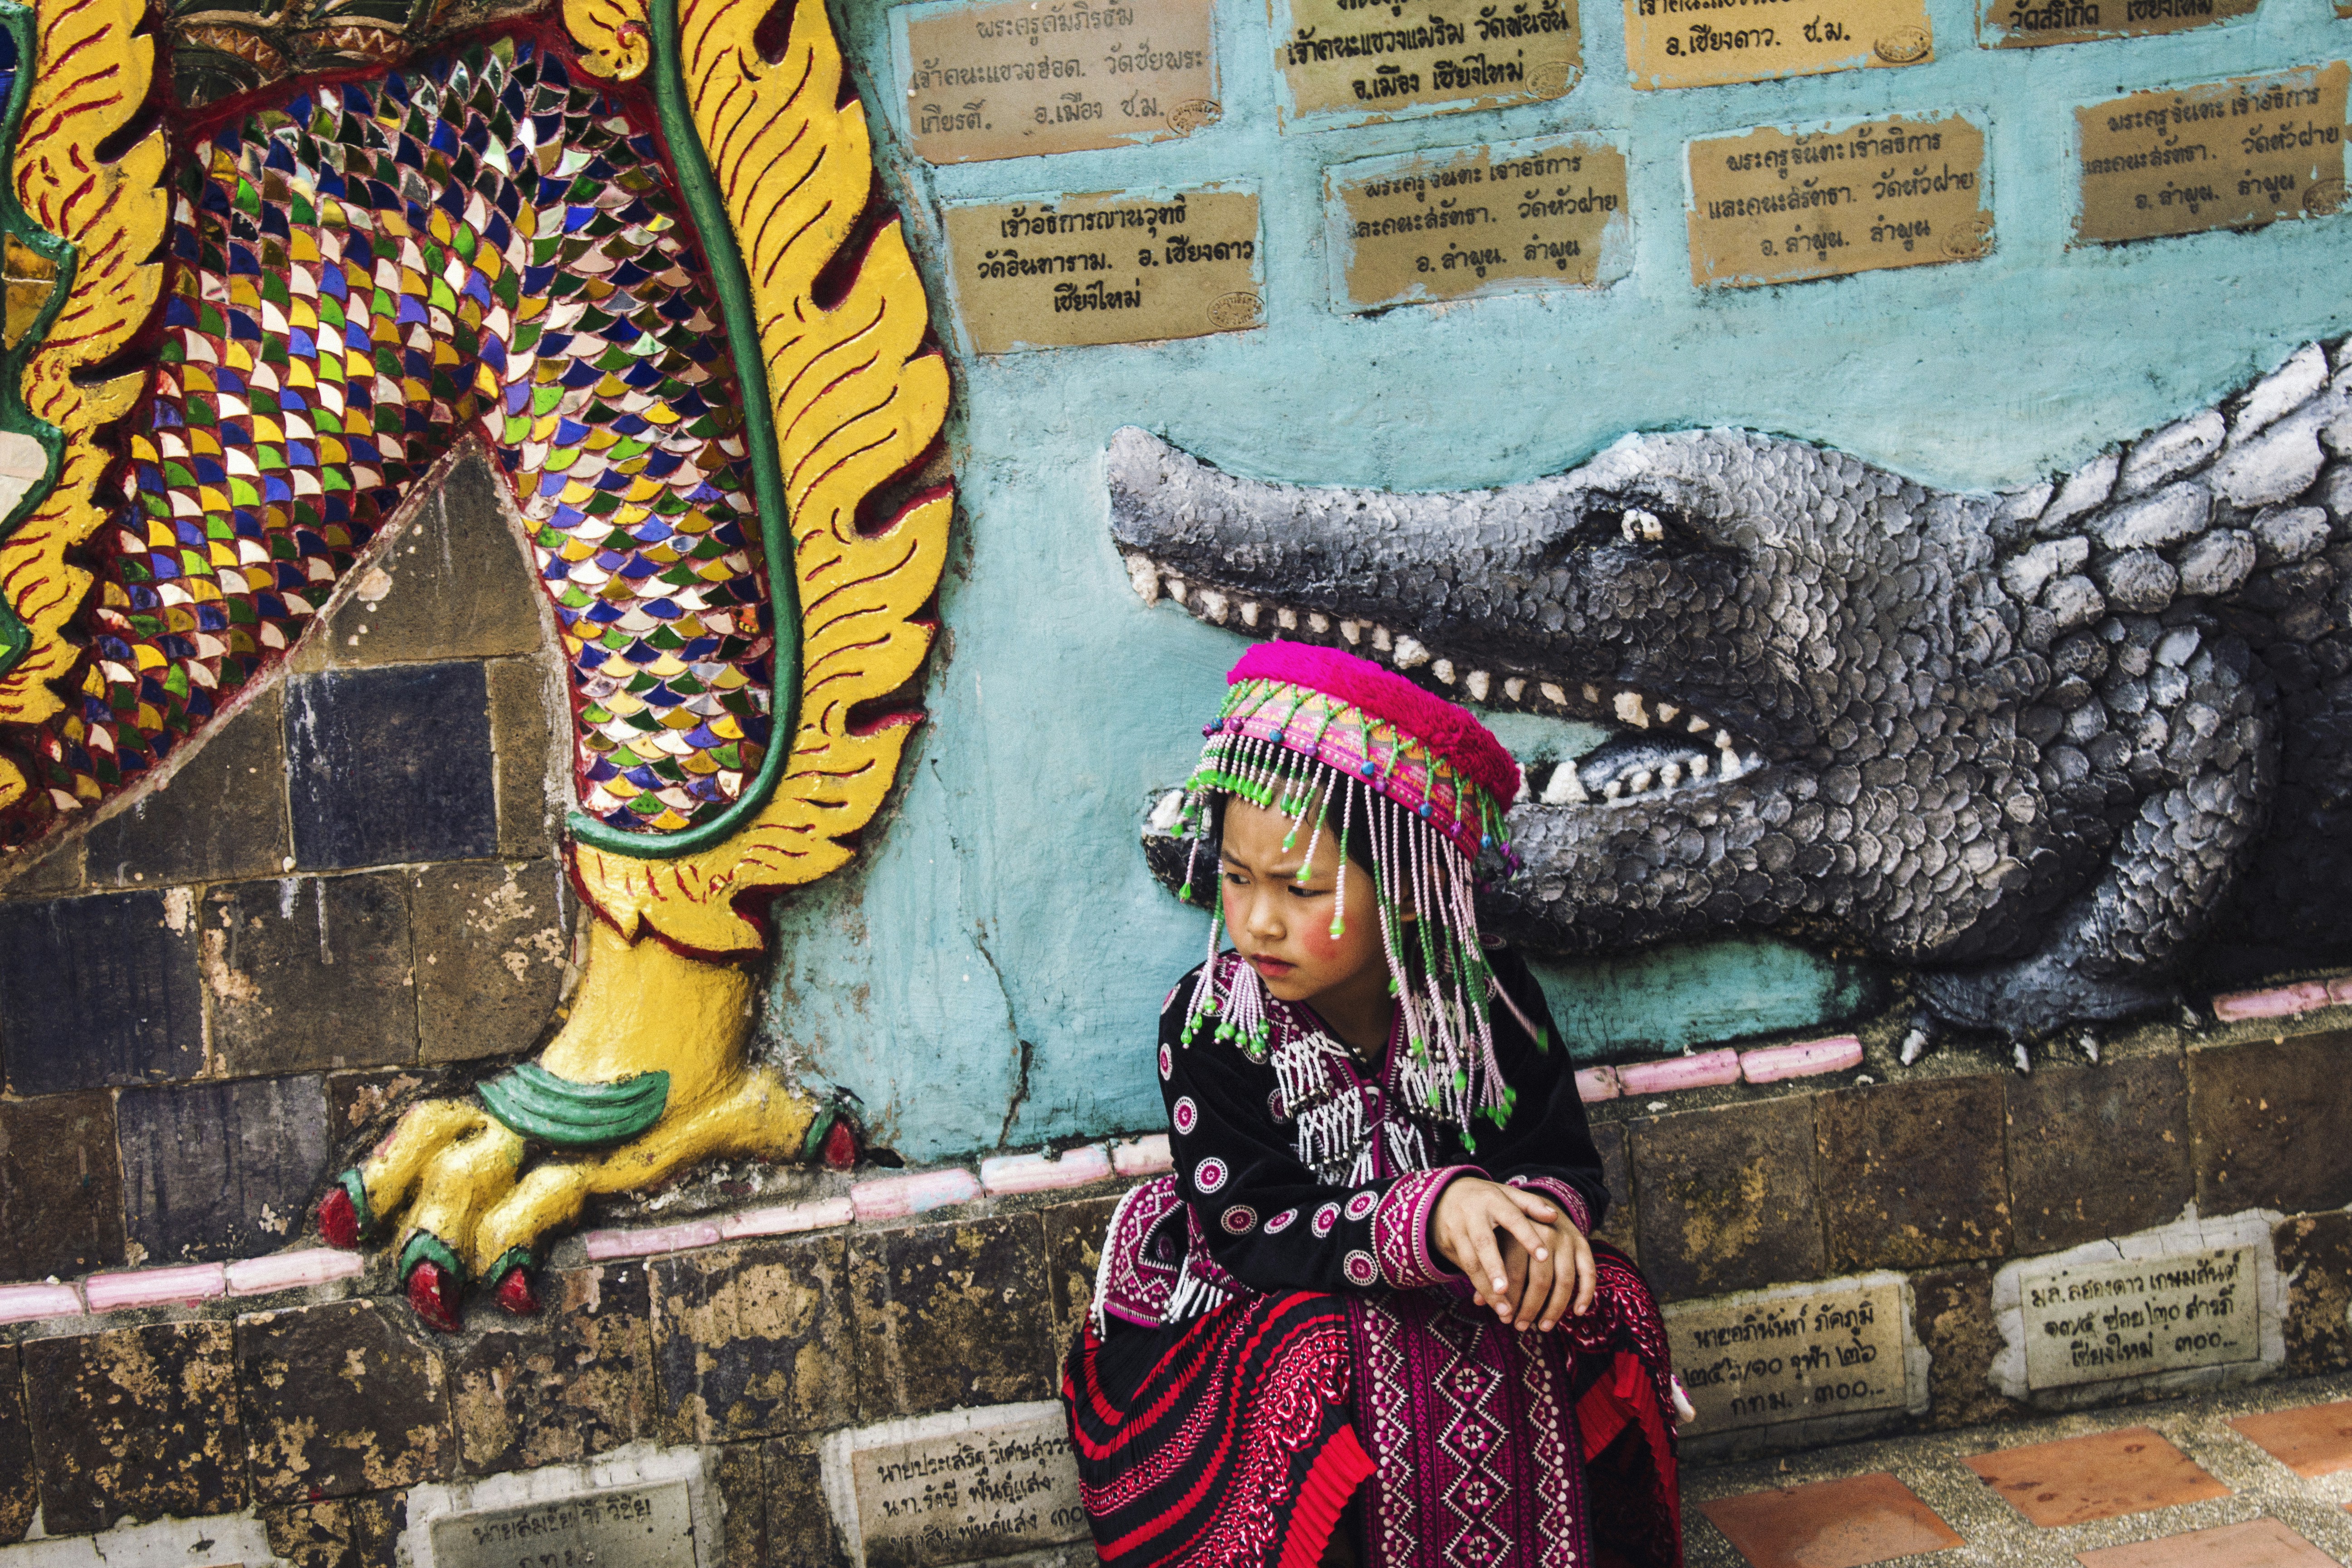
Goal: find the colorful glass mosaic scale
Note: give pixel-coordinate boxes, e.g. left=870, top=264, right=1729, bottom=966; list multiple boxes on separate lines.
left=14, top=37, right=773, bottom=843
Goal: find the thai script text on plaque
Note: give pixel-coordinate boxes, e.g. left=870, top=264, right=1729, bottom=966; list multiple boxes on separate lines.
left=1980, top=0, right=2254, bottom=50
left=1330, top=134, right=1628, bottom=311
left=848, top=1407, right=1087, bottom=1568
left=1687, top=112, right=1991, bottom=288
left=942, top=187, right=1261, bottom=354
left=1272, top=0, right=1581, bottom=123
left=1625, top=0, right=1931, bottom=90
left=431, top=1481, right=697, bottom=1568
left=2075, top=62, right=2350, bottom=246
left=2019, top=1248, right=2259, bottom=1392
left=1666, top=1279, right=1908, bottom=1435
left=899, top=0, right=1219, bottom=164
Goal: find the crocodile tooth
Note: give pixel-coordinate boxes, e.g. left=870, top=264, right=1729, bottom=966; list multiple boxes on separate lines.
left=1431, top=657, right=1455, bottom=683
left=1540, top=682, right=1568, bottom=706
left=1715, top=729, right=1736, bottom=750
left=1603, top=780, right=1623, bottom=801
left=1514, top=773, right=1532, bottom=804
left=1340, top=620, right=1362, bottom=644
left=1582, top=684, right=1602, bottom=706
left=1276, top=607, right=1298, bottom=631
left=1541, top=762, right=1587, bottom=804
left=1613, top=692, right=1651, bottom=727
left=1308, top=612, right=1330, bottom=634
left=1239, top=600, right=1261, bottom=628
left=1627, top=768, right=1654, bottom=794
left=1465, top=670, right=1490, bottom=701
left=1197, top=589, right=1230, bottom=624
left=1659, top=762, right=1683, bottom=789
left=1392, top=636, right=1430, bottom=669
left=1166, top=578, right=1188, bottom=605
left=1125, top=554, right=1160, bottom=604
left=1372, top=625, right=1394, bottom=653
left=1688, top=714, right=1710, bottom=733
left=1503, top=677, right=1526, bottom=701
left=1656, top=704, right=1679, bottom=725
left=1688, top=754, right=1710, bottom=778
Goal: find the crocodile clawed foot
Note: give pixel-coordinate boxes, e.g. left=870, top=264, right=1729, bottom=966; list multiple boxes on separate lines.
left=316, top=913, right=834, bottom=1331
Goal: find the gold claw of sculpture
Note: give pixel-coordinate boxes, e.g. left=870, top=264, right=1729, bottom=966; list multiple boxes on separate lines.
left=564, top=0, right=651, bottom=80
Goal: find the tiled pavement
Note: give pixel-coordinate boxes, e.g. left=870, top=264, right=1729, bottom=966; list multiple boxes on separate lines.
left=1684, top=1372, right=2352, bottom=1567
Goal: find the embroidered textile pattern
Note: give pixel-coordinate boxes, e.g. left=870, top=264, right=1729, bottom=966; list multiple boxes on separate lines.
left=1372, top=1166, right=1470, bottom=1290
left=5, top=40, right=771, bottom=844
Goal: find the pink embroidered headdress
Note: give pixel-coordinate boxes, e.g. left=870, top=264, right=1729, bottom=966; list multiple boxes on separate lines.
left=1174, top=643, right=1529, bottom=1137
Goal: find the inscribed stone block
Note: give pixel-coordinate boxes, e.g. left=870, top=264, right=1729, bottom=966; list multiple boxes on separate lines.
left=412, top=859, right=571, bottom=1064
left=449, top=1262, right=655, bottom=1475
left=0, top=1343, right=33, bottom=1544
left=0, top=1090, right=127, bottom=1279
left=2275, top=1210, right=2352, bottom=1375
left=850, top=1214, right=1054, bottom=1420
left=1040, top=1192, right=1122, bottom=1355
left=307, top=453, right=546, bottom=668
left=24, top=1322, right=245, bottom=1534
left=426, top=1480, right=696, bottom=1568
left=2190, top=1030, right=2352, bottom=1215
left=2006, top=1056, right=2192, bottom=1254
left=818, top=1401, right=1088, bottom=1568
left=1818, top=1076, right=2009, bottom=1271
left=1664, top=1274, right=1921, bottom=1437
left=0, top=889, right=204, bottom=1093
left=286, top=662, right=499, bottom=869
left=648, top=1235, right=855, bottom=1445
left=119, top=1073, right=329, bottom=1264
left=1630, top=1098, right=1822, bottom=1300
left=203, top=873, right=416, bottom=1075
left=238, top=1298, right=454, bottom=1500
left=84, top=689, right=291, bottom=887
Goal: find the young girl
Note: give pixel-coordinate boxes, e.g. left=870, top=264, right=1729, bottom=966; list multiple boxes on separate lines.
left=1064, top=643, right=1686, bottom=1568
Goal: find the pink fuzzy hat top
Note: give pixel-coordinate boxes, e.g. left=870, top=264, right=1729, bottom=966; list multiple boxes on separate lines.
left=1192, top=642, right=1522, bottom=862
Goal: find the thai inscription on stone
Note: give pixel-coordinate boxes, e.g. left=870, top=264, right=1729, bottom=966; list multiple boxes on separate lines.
left=1271, top=0, right=1580, bottom=124
left=1687, top=112, right=1990, bottom=289
left=942, top=187, right=1260, bottom=354
left=1329, top=134, right=1628, bottom=311
left=2075, top=63, right=2350, bottom=246
left=2019, top=1247, right=2258, bottom=1392
left=846, top=1407, right=1086, bottom=1568
left=899, top=0, right=1218, bottom=164
left=431, top=1480, right=698, bottom=1568
left=1666, top=1279, right=1906, bottom=1434
left=1625, top=0, right=1931, bottom=90
left=1979, top=0, right=2254, bottom=49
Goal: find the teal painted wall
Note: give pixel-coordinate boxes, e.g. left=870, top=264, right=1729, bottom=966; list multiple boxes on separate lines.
left=773, top=0, right=2352, bottom=1159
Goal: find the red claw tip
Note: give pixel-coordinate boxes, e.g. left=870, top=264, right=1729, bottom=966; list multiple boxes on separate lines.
left=820, top=1117, right=861, bottom=1171
left=406, top=1260, right=465, bottom=1333
left=318, top=1186, right=361, bottom=1250
left=494, top=1265, right=541, bottom=1317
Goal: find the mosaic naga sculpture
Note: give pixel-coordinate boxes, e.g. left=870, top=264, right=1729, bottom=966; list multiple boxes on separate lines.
left=1111, top=354, right=2352, bottom=1066
left=0, top=0, right=949, bottom=1324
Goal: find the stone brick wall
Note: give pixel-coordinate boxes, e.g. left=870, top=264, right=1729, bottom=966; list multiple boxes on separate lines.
left=0, top=451, right=577, bottom=1278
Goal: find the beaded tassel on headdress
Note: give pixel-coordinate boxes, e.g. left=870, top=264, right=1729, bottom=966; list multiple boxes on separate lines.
left=1171, top=645, right=1530, bottom=1143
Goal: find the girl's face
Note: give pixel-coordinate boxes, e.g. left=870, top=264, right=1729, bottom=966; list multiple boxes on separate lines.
left=1219, top=795, right=1394, bottom=1020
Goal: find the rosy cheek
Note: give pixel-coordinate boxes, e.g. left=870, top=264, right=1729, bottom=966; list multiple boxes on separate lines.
left=1300, top=920, right=1346, bottom=960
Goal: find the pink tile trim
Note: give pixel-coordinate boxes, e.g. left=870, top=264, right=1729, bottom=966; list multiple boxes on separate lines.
left=84, top=1263, right=225, bottom=1312
left=850, top=1168, right=982, bottom=1222
left=1113, top=1135, right=1173, bottom=1176
left=2212, top=980, right=2345, bottom=1022
left=980, top=1145, right=1113, bottom=1196
left=1575, top=1066, right=1622, bottom=1103
left=717, top=1196, right=855, bottom=1241
left=226, top=1250, right=366, bottom=1296
left=0, top=1282, right=83, bottom=1323
left=1616, top=1049, right=1741, bottom=1096
left=1740, top=1035, right=1863, bottom=1084
left=583, top=1219, right=723, bottom=1261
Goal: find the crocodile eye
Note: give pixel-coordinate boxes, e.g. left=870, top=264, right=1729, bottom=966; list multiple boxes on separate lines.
left=1621, top=507, right=1665, bottom=544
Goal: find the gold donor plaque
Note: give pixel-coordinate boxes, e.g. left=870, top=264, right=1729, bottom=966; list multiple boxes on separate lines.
left=900, top=0, right=1219, bottom=164
left=1688, top=112, right=1991, bottom=289
left=1980, top=0, right=2254, bottom=49
left=1272, top=0, right=1581, bottom=124
left=2075, top=63, right=2350, bottom=247
left=1330, top=135, right=1629, bottom=312
left=1625, top=0, right=1933, bottom=90
left=942, top=188, right=1261, bottom=354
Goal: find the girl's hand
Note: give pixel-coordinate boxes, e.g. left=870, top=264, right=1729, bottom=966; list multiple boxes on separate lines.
left=1431, top=1179, right=1593, bottom=1329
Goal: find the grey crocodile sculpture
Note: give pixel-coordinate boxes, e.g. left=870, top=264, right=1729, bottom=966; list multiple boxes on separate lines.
left=1107, top=339, right=2352, bottom=1063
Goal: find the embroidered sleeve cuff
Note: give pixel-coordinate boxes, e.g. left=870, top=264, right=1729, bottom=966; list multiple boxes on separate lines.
left=1505, top=1174, right=1592, bottom=1236
left=1374, top=1165, right=1484, bottom=1289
